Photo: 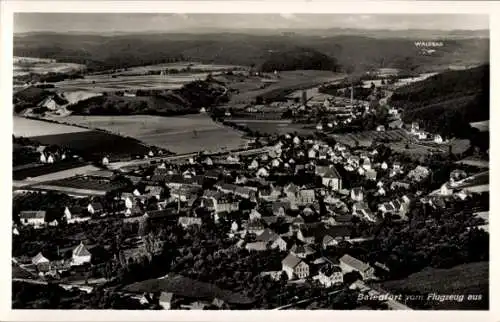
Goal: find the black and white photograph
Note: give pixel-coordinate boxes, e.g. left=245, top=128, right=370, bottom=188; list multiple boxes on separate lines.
left=6, top=3, right=492, bottom=315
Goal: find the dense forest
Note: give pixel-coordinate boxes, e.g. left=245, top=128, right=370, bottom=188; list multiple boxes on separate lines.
left=14, top=33, right=489, bottom=73
left=389, top=64, right=489, bottom=138
left=13, top=87, right=65, bottom=114
left=259, top=47, right=339, bottom=72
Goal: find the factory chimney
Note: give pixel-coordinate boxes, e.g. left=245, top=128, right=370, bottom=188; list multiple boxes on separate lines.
left=302, top=90, right=307, bottom=105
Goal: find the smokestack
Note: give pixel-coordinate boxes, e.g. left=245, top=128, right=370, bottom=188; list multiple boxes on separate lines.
left=350, top=85, right=354, bottom=104
left=302, top=91, right=307, bottom=105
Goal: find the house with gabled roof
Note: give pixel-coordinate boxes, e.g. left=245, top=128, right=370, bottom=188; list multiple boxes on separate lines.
left=297, top=189, right=316, bottom=206
left=245, top=241, right=268, bottom=251
left=282, top=253, right=309, bottom=280
left=256, top=166, right=270, bottom=178
left=32, top=252, right=50, bottom=266
left=64, top=206, right=91, bottom=224
left=351, top=187, right=365, bottom=202
left=19, top=210, right=46, bottom=228
left=378, top=196, right=411, bottom=219
left=315, top=165, right=342, bottom=190
left=215, top=183, right=257, bottom=200
left=87, top=202, right=104, bottom=216
left=165, top=175, right=204, bottom=189
left=202, top=194, right=239, bottom=214
left=328, top=213, right=353, bottom=226
left=316, top=264, right=343, bottom=287
left=158, top=292, right=173, bottom=310
left=72, top=242, right=92, bottom=266
left=353, top=202, right=377, bottom=223
left=391, top=181, right=411, bottom=190
left=365, top=169, right=377, bottom=181
left=259, top=184, right=282, bottom=202
left=283, top=183, right=299, bottom=198
left=290, top=243, right=316, bottom=258
left=243, top=219, right=265, bottom=236
left=297, top=223, right=351, bottom=245
left=178, top=217, right=202, bottom=228
left=125, top=203, right=143, bottom=217
left=144, top=185, right=164, bottom=200
left=255, top=229, right=287, bottom=251
left=339, top=254, right=374, bottom=280
left=249, top=208, right=262, bottom=221
left=378, top=202, right=396, bottom=214
left=272, top=200, right=291, bottom=217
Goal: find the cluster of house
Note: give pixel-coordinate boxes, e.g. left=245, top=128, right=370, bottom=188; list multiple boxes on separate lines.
left=15, top=129, right=485, bottom=297
left=29, top=241, right=92, bottom=278
left=17, top=202, right=104, bottom=229
left=19, top=127, right=476, bottom=242
left=37, top=146, right=70, bottom=164
left=410, top=122, right=445, bottom=144
left=277, top=251, right=375, bottom=286
left=436, top=169, right=488, bottom=200
left=18, top=133, right=437, bottom=238
left=101, top=148, right=166, bottom=165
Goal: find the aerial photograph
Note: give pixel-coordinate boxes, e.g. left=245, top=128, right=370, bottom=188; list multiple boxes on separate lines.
left=11, top=13, right=489, bottom=310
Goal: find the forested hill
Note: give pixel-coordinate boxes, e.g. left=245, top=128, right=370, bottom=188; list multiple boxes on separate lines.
left=66, top=80, right=227, bottom=116
left=14, top=33, right=489, bottom=73
left=259, top=47, right=339, bottom=72
left=389, top=64, right=489, bottom=138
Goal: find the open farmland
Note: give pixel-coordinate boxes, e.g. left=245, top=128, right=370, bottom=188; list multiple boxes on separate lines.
left=55, top=114, right=249, bottom=154
left=13, top=56, right=85, bottom=77
left=31, top=175, right=130, bottom=196
left=55, top=73, right=210, bottom=93
left=14, top=116, right=90, bottom=137
left=390, top=139, right=470, bottom=157
left=62, top=91, right=103, bottom=105
left=470, top=120, right=489, bottom=132
left=380, top=262, right=488, bottom=310
left=456, top=157, right=489, bottom=169
left=14, top=164, right=102, bottom=185
left=229, top=120, right=315, bottom=136
left=220, top=70, right=345, bottom=104
left=13, top=160, right=90, bottom=181
left=387, top=141, right=447, bottom=158
left=449, top=139, right=472, bottom=155
left=117, top=62, right=242, bottom=75
left=329, top=129, right=410, bottom=148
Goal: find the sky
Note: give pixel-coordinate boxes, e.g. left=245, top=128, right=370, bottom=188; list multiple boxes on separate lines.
left=14, top=13, right=489, bottom=33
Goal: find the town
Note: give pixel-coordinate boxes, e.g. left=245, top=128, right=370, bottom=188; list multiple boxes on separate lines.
left=11, top=13, right=489, bottom=311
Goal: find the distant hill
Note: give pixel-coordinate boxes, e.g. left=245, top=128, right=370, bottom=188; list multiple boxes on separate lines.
left=390, top=64, right=489, bottom=138
left=16, top=28, right=490, bottom=39
left=259, top=47, right=339, bottom=72
left=13, top=33, right=489, bottom=74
